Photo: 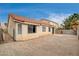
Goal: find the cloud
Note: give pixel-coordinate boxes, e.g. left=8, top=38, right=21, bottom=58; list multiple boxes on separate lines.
left=47, top=13, right=71, bottom=25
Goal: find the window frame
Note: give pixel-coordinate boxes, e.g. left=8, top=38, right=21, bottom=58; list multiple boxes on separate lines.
left=28, top=24, right=36, bottom=33
left=42, top=26, right=46, bottom=32
left=18, top=23, right=22, bottom=34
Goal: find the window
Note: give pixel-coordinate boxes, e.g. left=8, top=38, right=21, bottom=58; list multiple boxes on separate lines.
left=28, top=25, right=36, bottom=33
left=42, top=26, right=46, bottom=32
left=18, top=23, right=22, bottom=34
left=49, top=27, right=51, bottom=32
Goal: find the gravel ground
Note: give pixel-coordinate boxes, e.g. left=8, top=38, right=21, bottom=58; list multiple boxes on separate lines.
left=0, top=34, right=79, bottom=56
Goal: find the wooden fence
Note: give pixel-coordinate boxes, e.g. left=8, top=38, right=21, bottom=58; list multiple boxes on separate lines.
left=62, top=30, right=76, bottom=35
left=55, top=29, right=76, bottom=35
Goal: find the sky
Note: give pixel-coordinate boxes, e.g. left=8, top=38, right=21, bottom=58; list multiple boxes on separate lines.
left=0, top=3, right=79, bottom=24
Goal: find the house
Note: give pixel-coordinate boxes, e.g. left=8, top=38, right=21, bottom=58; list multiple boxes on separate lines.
left=40, top=19, right=59, bottom=34
left=8, top=14, right=59, bottom=41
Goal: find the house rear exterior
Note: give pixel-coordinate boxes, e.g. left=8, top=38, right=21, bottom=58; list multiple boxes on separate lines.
left=8, top=14, right=59, bottom=41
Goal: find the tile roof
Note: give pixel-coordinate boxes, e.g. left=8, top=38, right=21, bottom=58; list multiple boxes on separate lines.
left=40, top=19, right=58, bottom=25
left=9, top=14, right=40, bottom=24
left=9, top=14, right=54, bottom=27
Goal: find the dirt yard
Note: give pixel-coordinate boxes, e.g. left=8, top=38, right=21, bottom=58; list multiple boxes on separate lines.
left=0, top=34, right=79, bottom=56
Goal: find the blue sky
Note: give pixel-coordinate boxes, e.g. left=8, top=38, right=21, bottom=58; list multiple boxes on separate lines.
left=0, top=3, right=79, bottom=24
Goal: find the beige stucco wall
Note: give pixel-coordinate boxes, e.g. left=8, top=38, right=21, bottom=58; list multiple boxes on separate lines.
left=8, top=18, right=54, bottom=41
left=49, top=22, right=59, bottom=28
left=49, top=21, right=59, bottom=34
left=8, top=17, right=16, bottom=37
left=15, top=23, right=52, bottom=41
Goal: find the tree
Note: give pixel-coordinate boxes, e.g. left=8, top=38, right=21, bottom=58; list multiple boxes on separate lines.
left=62, top=13, right=79, bottom=30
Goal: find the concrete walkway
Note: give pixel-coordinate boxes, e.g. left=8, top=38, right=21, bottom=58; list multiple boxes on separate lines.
left=0, top=34, right=79, bottom=56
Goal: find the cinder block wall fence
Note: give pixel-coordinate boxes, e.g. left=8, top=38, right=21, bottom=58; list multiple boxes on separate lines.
left=77, top=25, right=79, bottom=40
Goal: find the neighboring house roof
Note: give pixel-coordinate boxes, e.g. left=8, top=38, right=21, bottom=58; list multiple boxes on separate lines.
left=9, top=14, right=55, bottom=27
left=40, top=19, right=59, bottom=25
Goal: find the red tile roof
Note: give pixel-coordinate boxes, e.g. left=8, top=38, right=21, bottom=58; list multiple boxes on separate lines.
left=9, top=14, right=40, bottom=24
left=9, top=14, right=53, bottom=27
